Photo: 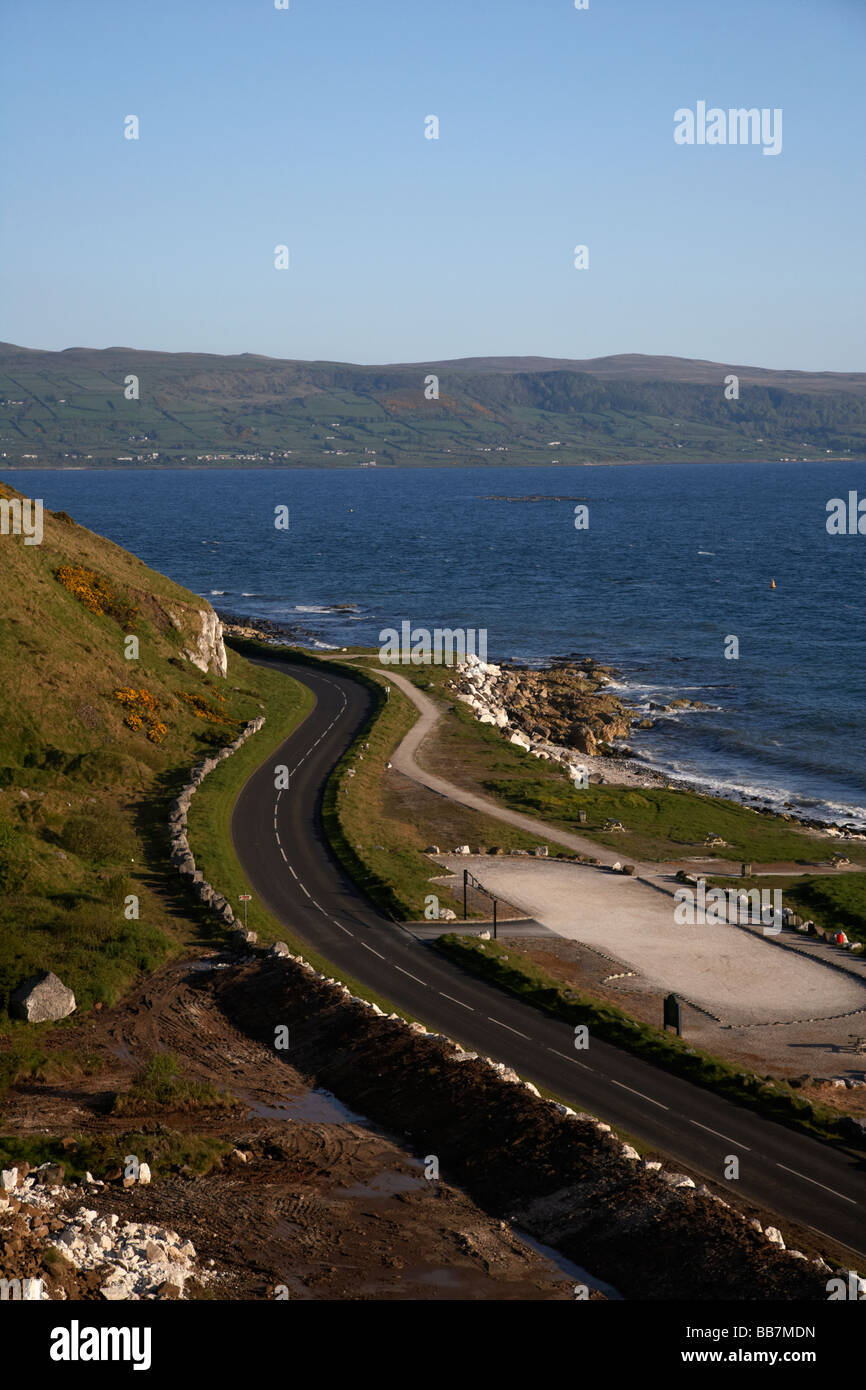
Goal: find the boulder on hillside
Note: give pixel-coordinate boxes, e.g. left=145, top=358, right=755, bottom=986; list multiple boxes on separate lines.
left=10, top=970, right=76, bottom=1023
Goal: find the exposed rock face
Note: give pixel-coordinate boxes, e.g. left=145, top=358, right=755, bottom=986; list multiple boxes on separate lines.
left=164, top=601, right=228, bottom=678
left=181, top=608, right=228, bottom=678
left=10, top=971, right=76, bottom=1023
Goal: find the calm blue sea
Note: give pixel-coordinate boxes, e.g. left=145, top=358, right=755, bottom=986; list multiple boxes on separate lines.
left=10, top=462, right=866, bottom=826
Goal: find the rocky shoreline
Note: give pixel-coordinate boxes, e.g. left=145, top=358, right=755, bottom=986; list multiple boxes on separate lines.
left=450, top=652, right=706, bottom=796
left=451, top=655, right=866, bottom=841
left=217, top=611, right=320, bottom=646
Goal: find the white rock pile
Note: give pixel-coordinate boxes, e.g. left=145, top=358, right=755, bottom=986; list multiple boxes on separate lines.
left=0, top=1166, right=208, bottom=1301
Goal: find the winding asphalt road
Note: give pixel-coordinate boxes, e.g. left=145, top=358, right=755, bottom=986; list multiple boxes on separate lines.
left=231, top=654, right=865, bottom=1260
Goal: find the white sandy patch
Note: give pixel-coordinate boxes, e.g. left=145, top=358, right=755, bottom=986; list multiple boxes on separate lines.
left=439, top=857, right=866, bottom=1026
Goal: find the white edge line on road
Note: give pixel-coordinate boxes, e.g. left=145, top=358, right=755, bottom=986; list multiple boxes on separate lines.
left=799, top=1220, right=866, bottom=1261
left=775, top=1163, right=857, bottom=1204
left=688, top=1119, right=748, bottom=1148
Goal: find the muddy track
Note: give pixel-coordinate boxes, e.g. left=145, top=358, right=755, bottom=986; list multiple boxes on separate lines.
left=1, top=956, right=577, bottom=1300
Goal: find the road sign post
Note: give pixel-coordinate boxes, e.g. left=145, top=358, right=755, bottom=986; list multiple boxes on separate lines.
left=663, top=992, right=682, bottom=1036
left=239, top=894, right=252, bottom=931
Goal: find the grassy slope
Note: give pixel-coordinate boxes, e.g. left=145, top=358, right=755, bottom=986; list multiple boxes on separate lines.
left=0, top=480, right=315, bottom=1092
left=426, top=694, right=864, bottom=864
left=785, top=874, right=866, bottom=946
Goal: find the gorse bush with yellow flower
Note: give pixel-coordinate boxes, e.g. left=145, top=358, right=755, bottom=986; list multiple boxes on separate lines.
left=56, top=565, right=138, bottom=628
left=179, top=691, right=237, bottom=727
left=114, top=687, right=167, bottom=744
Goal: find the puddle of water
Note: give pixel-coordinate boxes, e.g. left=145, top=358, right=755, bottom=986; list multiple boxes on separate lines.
left=337, top=1168, right=426, bottom=1200
left=355, top=1265, right=506, bottom=1298
left=411, top=1267, right=474, bottom=1289
left=359, top=1262, right=566, bottom=1299
left=511, top=1226, right=623, bottom=1300
left=240, top=1087, right=369, bottom=1126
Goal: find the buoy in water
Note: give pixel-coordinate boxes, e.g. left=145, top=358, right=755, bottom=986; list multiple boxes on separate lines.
left=770, top=579, right=776, bottom=589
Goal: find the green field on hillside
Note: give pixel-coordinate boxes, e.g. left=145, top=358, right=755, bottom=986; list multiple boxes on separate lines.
left=2, top=343, right=864, bottom=467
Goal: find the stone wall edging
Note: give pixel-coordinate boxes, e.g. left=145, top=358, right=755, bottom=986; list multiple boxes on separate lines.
left=167, top=715, right=265, bottom=942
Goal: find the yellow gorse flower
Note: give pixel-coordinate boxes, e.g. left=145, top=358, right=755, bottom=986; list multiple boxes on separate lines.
left=114, top=688, right=166, bottom=743
left=56, top=565, right=138, bottom=627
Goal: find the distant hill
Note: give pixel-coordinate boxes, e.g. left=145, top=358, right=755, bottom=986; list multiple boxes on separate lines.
left=0, top=342, right=863, bottom=468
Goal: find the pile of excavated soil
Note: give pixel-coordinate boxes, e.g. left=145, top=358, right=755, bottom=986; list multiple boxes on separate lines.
left=215, top=956, right=832, bottom=1302
left=0, top=959, right=577, bottom=1301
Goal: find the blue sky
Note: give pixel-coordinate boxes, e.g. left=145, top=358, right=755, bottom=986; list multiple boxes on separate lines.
left=1, top=0, right=864, bottom=369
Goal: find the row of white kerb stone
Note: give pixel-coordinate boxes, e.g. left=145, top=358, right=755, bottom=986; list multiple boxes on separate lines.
left=260, top=946, right=862, bottom=1291
left=167, top=717, right=265, bottom=944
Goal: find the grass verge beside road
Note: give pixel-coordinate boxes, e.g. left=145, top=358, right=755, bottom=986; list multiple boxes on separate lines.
left=186, top=642, right=407, bottom=1014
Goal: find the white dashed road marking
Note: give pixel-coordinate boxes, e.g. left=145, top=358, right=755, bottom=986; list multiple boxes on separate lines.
left=775, top=1163, right=856, bottom=1203
left=394, top=965, right=428, bottom=986
left=546, top=1048, right=591, bottom=1071
left=611, top=1079, right=670, bottom=1111
left=439, top=992, right=474, bottom=1010
left=689, top=1119, right=747, bottom=1146
left=488, top=1017, right=530, bottom=1040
